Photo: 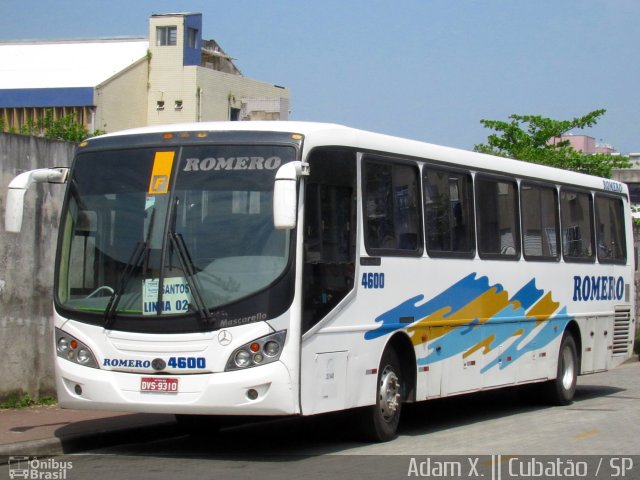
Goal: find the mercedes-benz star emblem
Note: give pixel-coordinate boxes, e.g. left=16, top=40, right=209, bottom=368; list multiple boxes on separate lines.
left=152, top=358, right=166, bottom=371
left=218, top=330, right=232, bottom=346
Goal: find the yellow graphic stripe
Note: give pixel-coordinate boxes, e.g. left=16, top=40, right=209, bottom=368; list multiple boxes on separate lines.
left=408, top=287, right=516, bottom=346
left=148, top=151, right=175, bottom=194
left=526, top=291, right=560, bottom=324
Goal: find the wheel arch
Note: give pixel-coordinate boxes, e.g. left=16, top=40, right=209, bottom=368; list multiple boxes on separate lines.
left=386, top=332, right=417, bottom=402
left=564, top=319, right=582, bottom=373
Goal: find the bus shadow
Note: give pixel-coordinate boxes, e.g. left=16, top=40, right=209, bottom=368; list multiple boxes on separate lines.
left=400, top=382, right=626, bottom=437
left=86, top=382, right=626, bottom=460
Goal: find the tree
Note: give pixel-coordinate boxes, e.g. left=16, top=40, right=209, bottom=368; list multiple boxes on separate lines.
left=1, top=109, right=104, bottom=142
left=40, top=110, right=103, bottom=142
left=474, top=109, right=629, bottom=178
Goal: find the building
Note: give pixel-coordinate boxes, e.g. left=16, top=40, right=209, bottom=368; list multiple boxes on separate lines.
left=551, top=134, right=617, bottom=155
left=0, top=12, right=290, bottom=134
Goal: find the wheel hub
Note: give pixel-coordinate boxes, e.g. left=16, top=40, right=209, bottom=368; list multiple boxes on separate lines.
left=379, top=366, right=400, bottom=420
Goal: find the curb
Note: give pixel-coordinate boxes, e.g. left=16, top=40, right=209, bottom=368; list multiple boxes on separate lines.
left=0, top=419, right=177, bottom=463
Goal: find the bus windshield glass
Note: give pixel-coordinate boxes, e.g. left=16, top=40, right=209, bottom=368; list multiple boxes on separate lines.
left=56, top=144, right=295, bottom=326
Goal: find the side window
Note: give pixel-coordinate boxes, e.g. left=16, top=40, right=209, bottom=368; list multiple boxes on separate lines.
left=423, top=166, right=475, bottom=257
left=595, top=195, right=626, bottom=264
left=521, top=183, right=560, bottom=261
left=302, top=150, right=357, bottom=332
left=475, top=176, right=520, bottom=259
left=156, top=26, right=177, bottom=46
left=560, top=189, right=595, bottom=262
left=363, top=158, right=421, bottom=255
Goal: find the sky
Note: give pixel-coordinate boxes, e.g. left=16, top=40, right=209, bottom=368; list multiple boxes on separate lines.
left=0, top=0, right=638, bottom=154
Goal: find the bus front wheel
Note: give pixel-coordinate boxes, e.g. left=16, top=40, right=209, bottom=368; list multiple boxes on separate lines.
left=356, top=347, right=403, bottom=442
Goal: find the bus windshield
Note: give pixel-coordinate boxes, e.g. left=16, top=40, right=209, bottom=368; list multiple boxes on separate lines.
left=56, top=144, right=295, bottom=330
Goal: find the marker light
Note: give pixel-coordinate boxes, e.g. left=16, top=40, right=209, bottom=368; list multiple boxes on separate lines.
left=225, top=330, right=287, bottom=371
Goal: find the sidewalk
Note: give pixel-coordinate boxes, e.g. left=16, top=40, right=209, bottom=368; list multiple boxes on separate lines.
left=0, top=405, right=176, bottom=460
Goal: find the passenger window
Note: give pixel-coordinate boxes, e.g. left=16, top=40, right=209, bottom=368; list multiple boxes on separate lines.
left=363, top=159, right=421, bottom=255
left=560, top=189, right=595, bottom=262
left=423, top=167, right=474, bottom=257
left=521, top=183, right=560, bottom=261
left=475, top=176, right=520, bottom=259
left=595, top=195, right=626, bottom=264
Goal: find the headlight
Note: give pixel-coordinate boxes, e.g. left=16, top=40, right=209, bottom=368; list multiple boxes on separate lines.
left=55, top=328, right=99, bottom=369
left=57, top=336, right=70, bottom=353
left=263, top=340, right=280, bottom=357
left=225, top=330, right=286, bottom=371
left=234, top=350, right=252, bottom=368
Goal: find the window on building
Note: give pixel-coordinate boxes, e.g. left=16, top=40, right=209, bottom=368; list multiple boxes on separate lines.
left=560, top=189, right=595, bottom=262
left=475, top=176, right=520, bottom=259
left=521, top=183, right=560, bottom=261
left=363, top=158, right=421, bottom=255
left=187, top=28, right=198, bottom=49
left=423, top=166, right=474, bottom=257
left=156, top=26, right=177, bottom=46
left=627, top=183, right=640, bottom=204
left=595, top=195, right=626, bottom=264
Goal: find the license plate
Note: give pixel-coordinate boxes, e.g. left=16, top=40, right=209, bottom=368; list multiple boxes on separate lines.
left=140, top=377, right=179, bottom=393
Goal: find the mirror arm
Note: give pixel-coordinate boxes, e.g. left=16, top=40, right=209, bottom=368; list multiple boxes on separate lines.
left=5, top=167, right=69, bottom=233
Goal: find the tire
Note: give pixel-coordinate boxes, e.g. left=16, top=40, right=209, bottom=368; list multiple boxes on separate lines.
left=546, top=332, right=578, bottom=405
left=356, top=348, right=403, bottom=442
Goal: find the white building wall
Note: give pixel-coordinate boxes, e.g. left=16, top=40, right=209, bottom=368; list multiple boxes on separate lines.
left=197, top=67, right=290, bottom=122
left=147, top=14, right=189, bottom=124
left=96, top=58, right=149, bottom=132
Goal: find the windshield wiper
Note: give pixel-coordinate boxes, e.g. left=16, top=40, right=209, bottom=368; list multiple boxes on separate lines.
left=168, top=231, right=212, bottom=330
left=104, top=240, right=148, bottom=328
left=104, top=208, right=155, bottom=328
left=166, top=197, right=212, bottom=329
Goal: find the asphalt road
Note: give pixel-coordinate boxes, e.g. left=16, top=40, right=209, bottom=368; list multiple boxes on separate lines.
left=2, top=360, right=639, bottom=480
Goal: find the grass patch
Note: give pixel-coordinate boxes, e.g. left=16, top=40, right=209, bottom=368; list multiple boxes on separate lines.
left=0, top=394, right=57, bottom=410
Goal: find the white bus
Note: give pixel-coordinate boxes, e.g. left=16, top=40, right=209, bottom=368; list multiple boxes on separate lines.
left=5, top=122, right=636, bottom=442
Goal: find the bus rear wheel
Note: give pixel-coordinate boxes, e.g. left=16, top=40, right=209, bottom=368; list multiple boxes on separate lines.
left=356, top=347, right=403, bottom=442
left=546, top=332, right=578, bottom=405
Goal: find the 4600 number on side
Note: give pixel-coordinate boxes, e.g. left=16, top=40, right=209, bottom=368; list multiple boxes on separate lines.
left=361, top=272, right=385, bottom=289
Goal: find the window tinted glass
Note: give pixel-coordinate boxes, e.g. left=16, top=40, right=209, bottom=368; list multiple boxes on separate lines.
left=595, top=195, right=626, bottom=264
left=364, top=159, right=421, bottom=255
left=521, top=183, right=560, bottom=260
left=423, top=167, right=474, bottom=256
left=475, top=176, right=520, bottom=259
left=561, top=189, right=595, bottom=262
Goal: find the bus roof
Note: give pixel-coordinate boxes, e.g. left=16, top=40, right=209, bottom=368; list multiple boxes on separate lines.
left=91, top=121, right=628, bottom=195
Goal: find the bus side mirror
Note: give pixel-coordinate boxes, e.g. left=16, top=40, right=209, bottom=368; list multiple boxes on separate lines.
left=273, top=161, right=309, bottom=230
left=4, top=167, right=69, bottom=233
